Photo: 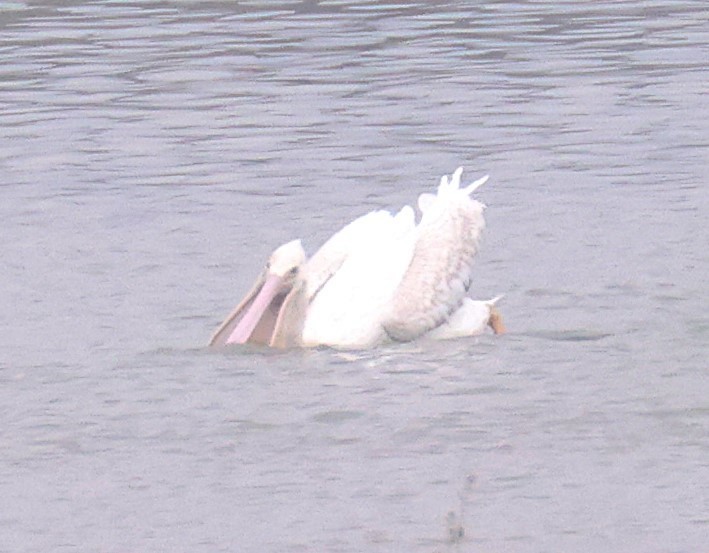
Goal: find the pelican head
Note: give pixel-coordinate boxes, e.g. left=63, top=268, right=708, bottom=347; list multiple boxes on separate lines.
left=209, top=240, right=308, bottom=348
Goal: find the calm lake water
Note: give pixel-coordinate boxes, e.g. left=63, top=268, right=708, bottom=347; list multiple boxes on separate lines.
left=1, top=1, right=707, bottom=551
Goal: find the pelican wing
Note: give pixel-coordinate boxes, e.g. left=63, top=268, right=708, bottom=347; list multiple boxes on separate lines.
left=383, top=168, right=487, bottom=341
left=302, top=206, right=416, bottom=348
left=304, top=210, right=394, bottom=301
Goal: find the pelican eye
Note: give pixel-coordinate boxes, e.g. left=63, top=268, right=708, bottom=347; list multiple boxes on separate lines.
left=288, top=267, right=299, bottom=276
left=265, top=261, right=271, bottom=270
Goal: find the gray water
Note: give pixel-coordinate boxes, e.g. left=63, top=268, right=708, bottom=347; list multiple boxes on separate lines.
left=1, top=1, right=707, bottom=551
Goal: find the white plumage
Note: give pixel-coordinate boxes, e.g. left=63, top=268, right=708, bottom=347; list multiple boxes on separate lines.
left=209, top=168, right=505, bottom=349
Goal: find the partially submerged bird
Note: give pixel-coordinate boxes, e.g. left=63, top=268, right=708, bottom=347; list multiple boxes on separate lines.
left=210, top=168, right=505, bottom=349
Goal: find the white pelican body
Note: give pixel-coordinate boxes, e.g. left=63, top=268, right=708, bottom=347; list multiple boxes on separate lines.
left=210, top=168, right=505, bottom=349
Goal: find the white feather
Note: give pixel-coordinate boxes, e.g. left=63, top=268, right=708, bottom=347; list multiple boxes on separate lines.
left=426, top=297, right=502, bottom=339
left=302, top=207, right=416, bottom=347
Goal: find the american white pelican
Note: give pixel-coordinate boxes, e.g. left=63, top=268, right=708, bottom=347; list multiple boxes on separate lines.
left=210, top=168, right=505, bottom=349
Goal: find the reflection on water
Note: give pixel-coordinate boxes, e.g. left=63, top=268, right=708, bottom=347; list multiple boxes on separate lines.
left=1, top=1, right=707, bottom=552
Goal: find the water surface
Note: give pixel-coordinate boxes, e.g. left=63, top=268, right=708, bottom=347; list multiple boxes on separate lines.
left=1, top=1, right=707, bottom=551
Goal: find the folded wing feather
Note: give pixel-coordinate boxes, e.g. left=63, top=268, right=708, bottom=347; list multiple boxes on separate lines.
left=383, top=169, right=487, bottom=341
